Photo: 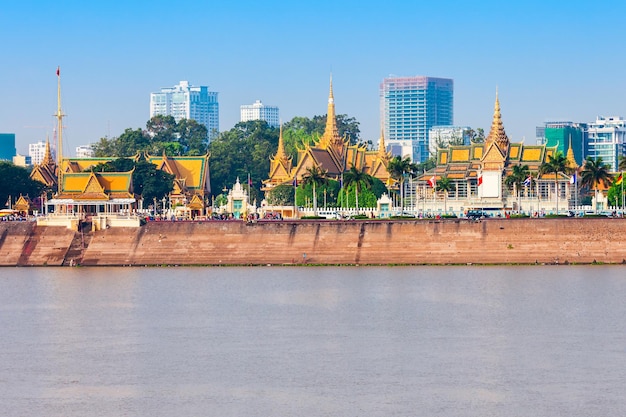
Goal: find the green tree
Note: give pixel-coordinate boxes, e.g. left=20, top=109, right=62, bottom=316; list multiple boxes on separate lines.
left=117, top=128, right=150, bottom=156
left=436, top=176, right=456, bottom=214
left=266, top=184, right=295, bottom=206
left=146, top=115, right=177, bottom=143
left=177, top=119, right=209, bottom=155
left=91, top=158, right=135, bottom=172
left=540, top=152, right=570, bottom=214
left=505, top=164, right=530, bottom=210
left=387, top=156, right=417, bottom=212
left=133, top=160, right=175, bottom=209
left=92, top=136, right=117, bottom=157
left=470, top=128, right=485, bottom=144
left=208, top=120, right=278, bottom=199
left=607, top=181, right=625, bottom=208
left=618, top=155, right=626, bottom=172
left=415, top=157, right=436, bottom=174
left=343, top=165, right=373, bottom=211
left=0, top=162, right=44, bottom=209
left=90, top=158, right=174, bottom=209
left=301, top=166, right=328, bottom=215
left=580, top=156, right=613, bottom=212
left=283, top=114, right=361, bottom=148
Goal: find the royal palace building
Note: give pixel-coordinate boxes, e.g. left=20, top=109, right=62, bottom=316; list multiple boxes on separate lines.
left=414, top=91, right=577, bottom=216
left=263, top=77, right=392, bottom=192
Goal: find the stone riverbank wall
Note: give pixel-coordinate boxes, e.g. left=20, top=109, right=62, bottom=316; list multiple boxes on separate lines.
left=2, top=218, right=626, bottom=266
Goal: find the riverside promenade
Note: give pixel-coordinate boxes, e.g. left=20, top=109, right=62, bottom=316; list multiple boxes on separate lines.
left=1, top=218, right=625, bottom=267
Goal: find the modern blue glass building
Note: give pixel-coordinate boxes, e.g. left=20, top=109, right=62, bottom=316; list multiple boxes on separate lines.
left=380, top=76, right=453, bottom=163
left=0, top=133, right=16, bottom=162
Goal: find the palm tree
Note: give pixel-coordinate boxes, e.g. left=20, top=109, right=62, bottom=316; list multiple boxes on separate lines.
left=343, top=165, right=373, bottom=212
left=540, top=152, right=570, bottom=214
left=435, top=176, right=456, bottom=214
left=505, top=164, right=530, bottom=211
left=580, top=156, right=613, bottom=212
left=387, top=156, right=417, bottom=212
left=301, top=166, right=328, bottom=216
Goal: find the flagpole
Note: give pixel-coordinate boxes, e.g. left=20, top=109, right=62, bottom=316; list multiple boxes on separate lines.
left=574, top=173, right=578, bottom=209
left=622, top=171, right=624, bottom=214
left=620, top=171, right=624, bottom=213
left=293, top=178, right=297, bottom=219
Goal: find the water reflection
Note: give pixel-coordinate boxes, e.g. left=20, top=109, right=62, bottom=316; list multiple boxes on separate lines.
left=1, top=266, right=625, bottom=416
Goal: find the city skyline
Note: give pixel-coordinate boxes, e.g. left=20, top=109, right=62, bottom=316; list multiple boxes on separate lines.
left=2, top=1, right=625, bottom=156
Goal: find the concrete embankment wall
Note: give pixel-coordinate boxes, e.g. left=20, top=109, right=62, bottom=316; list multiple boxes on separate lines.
left=2, top=218, right=625, bottom=266
left=0, top=222, right=76, bottom=266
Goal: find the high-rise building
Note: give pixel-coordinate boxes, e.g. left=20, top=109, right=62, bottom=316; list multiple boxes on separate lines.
left=150, top=81, right=219, bottom=140
left=29, top=140, right=53, bottom=165
left=240, top=100, right=279, bottom=127
left=536, top=121, right=586, bottom=167
left=586, top=116, right=626, bottom=172
left=380, top=76, right=453, bottom=162
left=76, top=145, right=95, bottom=158
left=0, top=133, right=16, bottom=162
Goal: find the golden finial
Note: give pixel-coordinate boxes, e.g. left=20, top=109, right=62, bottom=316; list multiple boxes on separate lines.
left=329, top=73, right=334, bottom=103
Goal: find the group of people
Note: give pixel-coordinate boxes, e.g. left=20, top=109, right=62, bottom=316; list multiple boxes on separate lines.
left=0, top=213, right=29, bottom=222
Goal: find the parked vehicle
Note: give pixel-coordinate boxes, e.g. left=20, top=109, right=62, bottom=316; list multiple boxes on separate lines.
left=466, top=210, right=488, bottom=220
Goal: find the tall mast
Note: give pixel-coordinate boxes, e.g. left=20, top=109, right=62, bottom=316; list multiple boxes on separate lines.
left=55, top=66, right=65, bottom=194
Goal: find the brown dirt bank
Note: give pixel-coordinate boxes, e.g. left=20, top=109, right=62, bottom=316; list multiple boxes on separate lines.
left=2, top=218, right=625, bottom=266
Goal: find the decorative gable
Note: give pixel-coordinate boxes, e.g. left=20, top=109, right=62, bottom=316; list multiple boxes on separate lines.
left=82, top=173, right=105, bottom=194
left=481, top=142, right=506, bottom=171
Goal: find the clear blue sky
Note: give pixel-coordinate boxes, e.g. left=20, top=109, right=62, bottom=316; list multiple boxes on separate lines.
left=2, top=0, right=625, bottom=156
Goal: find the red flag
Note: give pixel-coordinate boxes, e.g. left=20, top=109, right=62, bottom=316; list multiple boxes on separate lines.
left=427, top=175, right=436, bottom=188
left=477, top=175, right=483, bottom=186
left=56, top=66, right=60, bottom=77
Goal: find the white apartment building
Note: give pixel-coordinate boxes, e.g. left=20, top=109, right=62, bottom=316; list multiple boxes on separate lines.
left=428, top=126, right=471, bottom=156
left=29, top=141, right=54, bottom=165
left=240, top=100, right=279, bottom=127
left=150, top=81, right=219, bottom=140
left=76, top=145, right=95, bottom=158
left=586, top=116, right=626, bottom=171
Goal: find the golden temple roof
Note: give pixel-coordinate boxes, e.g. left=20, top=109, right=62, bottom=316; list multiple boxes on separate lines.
left=146, top=153, right=210, bottom=194
left=58, top=171, right=135, bottom=200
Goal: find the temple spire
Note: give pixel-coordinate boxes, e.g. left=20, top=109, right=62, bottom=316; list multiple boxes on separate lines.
left=274, top=124, right=291, bottom=165
left=566, top=134, right=578, bottom=168
left=377, top=127, right=388, bottom=158
left=42, top=134, right=54, bottom=166
left=319, top=74, right=341, bottom=150
left=485, top=88, right=509, bottom=152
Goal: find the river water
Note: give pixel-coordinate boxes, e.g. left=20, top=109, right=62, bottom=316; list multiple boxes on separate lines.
left=1, top=266, right=625, bottom=416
